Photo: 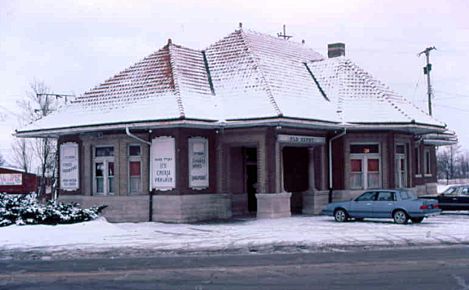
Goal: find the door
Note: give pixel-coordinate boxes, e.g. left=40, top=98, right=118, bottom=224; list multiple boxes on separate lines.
left=439, top=186, right=460, bottom=210
left=459, top=186, right=469, bottom=210
left=373, top=191, right=396, bottom=218
left=350, top=191, right=377, bottom=218
left=395, top=155, right=407, bottom=188
left=244, top=148, right=258, bottom=213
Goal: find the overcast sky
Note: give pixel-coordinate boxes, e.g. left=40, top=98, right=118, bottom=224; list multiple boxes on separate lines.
left=1, top=0, right=468, bottom=167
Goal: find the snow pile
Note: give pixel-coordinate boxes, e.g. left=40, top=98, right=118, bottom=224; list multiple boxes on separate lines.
left=0, top=193, right=106, bottom=227
left=2, top=214, right=469, bottom=254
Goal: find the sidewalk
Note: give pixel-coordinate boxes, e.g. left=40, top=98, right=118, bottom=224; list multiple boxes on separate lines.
left=1, top=213, right=469, bottom=258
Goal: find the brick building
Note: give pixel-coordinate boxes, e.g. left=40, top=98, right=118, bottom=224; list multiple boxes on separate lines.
left=16, top=28, right=456, bottom=222
left=0, top=166, right=38, bottom=194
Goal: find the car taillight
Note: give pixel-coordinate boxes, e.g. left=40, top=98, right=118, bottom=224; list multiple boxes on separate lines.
left=420, top=204, right=429, bottom=209
left=434, top=204, right=439, bottom=209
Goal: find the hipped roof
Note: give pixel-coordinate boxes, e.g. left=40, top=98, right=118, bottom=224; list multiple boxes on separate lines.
left=17, top=29, right=448, bottom=137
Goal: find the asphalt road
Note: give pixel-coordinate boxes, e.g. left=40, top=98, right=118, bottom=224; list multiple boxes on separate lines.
left=1, top=246, right=469, bottom=290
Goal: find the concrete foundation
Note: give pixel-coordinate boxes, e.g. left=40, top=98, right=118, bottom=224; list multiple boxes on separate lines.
left=415, top=183, right=438, bottom=196
left=303, top=190, right=330, bottom=215
left=153, top=193, right=232, bottom=223
left=58, top=195, right=150, bottom=223
left=256, top=192, right=292, bottom=218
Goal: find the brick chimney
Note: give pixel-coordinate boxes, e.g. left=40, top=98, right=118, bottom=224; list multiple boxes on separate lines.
left=328, top=43, right=345, bottom=58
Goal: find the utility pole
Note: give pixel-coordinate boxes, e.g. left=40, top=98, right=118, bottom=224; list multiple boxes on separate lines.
left=418, top=46, right=436, bottom=116
left=277, top=24, right=292, bottom=40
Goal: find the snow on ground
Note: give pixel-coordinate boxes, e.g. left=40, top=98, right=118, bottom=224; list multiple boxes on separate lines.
left=1, top=213, right=469, bottom=255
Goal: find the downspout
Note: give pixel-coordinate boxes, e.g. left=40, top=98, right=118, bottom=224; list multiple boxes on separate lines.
left=125, top=126, right=154, bottom=221
left=328, top=128, right=347, bottom=203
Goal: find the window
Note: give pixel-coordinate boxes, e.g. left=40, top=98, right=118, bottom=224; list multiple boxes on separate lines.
left=128, top=145, right=142, bottom=193
left=377, top=191, right=395, bottom=201
left=399, top=190, right=416, bottom=200
left=443, top=186, right=460, bottom=196
left=350, top=144, right=379, bottom=154
left=395, top=144, right=408, bottom=188
left=415, top=146, right=421, bottom=176
left=462, top=187, right=469, bottom=196
left=94, top=146, right=114, bottom=195
left=350, top=143, right=381, bottom=189
left=424, top=148, right=432, bottom=176
left=355, top=191, right=377, bottom=201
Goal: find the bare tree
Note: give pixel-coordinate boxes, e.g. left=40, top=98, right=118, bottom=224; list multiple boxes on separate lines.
left=15, top=81, right=62, bottom=195
left=0, top=152, right=5, bottom=166
left=11, top=138, right=32, bottom=173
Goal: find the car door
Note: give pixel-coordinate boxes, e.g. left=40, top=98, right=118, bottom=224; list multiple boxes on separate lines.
left=458, top=186, right=469, bottom=210
left=372, top=191, right=396, bottom=218
left=439, top=186, right=461, bottom=210
left=349, top=191, right=377, bottom=218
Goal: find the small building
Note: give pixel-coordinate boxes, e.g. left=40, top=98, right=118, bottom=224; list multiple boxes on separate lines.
left=16, top=28, right=456, bottom=222
left=0, top=166, right=38, bottom=194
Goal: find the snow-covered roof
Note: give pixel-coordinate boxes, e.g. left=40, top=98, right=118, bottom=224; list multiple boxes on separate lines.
left=17, top=28, right=447, bottom=137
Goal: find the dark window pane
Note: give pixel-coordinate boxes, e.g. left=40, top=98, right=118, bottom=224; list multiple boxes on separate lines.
left=95, top=162, right=104, bottom=177
left=96, top=146, right=114, bottom=157
left=351, top=159, right=362, bottom=172
left=108, top=162, right=114, bottom=177
left=356, top=192, right=376, bottom=201
left=377, top=191, right=394, bottom=201
left=396, top=145, right=405, bottom=154
left=129, top=161, right=141, bottom=177
left=350, top=144, right=379, bottom=154
left=367, top=159, right=379, bottom=172
left=129, top=145, right=141, bottom=156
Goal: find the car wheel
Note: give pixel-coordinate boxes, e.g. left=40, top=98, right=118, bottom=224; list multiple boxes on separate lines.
left=393, top=210, right=409, bottom=224
left=411, top=217, right=424, bottom=224
left=334, top=209, right=348, bottom=222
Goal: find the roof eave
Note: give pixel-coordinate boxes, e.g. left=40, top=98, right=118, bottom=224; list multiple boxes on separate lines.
left=15, top=118, right=219, bottom=138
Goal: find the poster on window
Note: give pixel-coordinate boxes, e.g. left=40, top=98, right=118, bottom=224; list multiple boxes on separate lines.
left=151, top=136, right=176, bottom=190
left=60, top=142, right=79, bottom=191
left=189, top=137, right=209, bottom=189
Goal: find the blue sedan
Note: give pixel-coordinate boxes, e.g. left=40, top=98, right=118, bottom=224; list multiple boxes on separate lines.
left=322, top=190, right=441, bottom=224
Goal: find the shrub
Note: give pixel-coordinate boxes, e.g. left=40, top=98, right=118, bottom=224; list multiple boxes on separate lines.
left=0, top=193, right=107, bottom=227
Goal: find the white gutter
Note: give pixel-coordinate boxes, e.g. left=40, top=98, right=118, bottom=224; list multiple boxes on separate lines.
left=125, top=126, right=151, bottom=145
left=125, top=126, right=154, bottom=221
left=328, top=128, right=347, bottom=202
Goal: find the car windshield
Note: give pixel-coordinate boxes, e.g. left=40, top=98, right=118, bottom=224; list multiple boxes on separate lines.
left=443, top=186, right=459, bottom=195
left=399, top=190, right=417, bottom=200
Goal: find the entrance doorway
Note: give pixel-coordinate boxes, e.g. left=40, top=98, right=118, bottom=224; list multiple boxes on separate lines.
left=244, top=148, right=258, bottom=213
left=282, top=147, right=309, bottom=214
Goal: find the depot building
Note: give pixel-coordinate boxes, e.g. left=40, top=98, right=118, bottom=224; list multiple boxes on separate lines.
left=16, top=28, right=456, bottom=223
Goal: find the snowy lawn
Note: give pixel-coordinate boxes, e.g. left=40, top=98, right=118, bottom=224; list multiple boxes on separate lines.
left=1, top=213, right=469, bottom=255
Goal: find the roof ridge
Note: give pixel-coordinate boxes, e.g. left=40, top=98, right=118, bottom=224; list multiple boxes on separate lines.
left=241, top=28, right=323, bottom=58
left=167, top=43, right=186, bottom=119
left=239, top=30, right=283, bottom=117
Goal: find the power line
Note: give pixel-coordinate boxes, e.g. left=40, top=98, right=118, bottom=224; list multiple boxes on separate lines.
left=434, top=89, right=469, bottom=99
left=432, top=102, right=469, bottom=112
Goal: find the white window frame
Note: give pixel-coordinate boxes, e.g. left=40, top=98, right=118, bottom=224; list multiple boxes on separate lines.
left=395, top=143, right=408, bottom=188
left=93, top=145, right=115, bottom=196
left=349, top=143, right=382, bottom=190
left=128, top=144, right=142, bottom=194
left=415, top=146, right=422, bottom=178
left=424, top=148, right=432, bottom=177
